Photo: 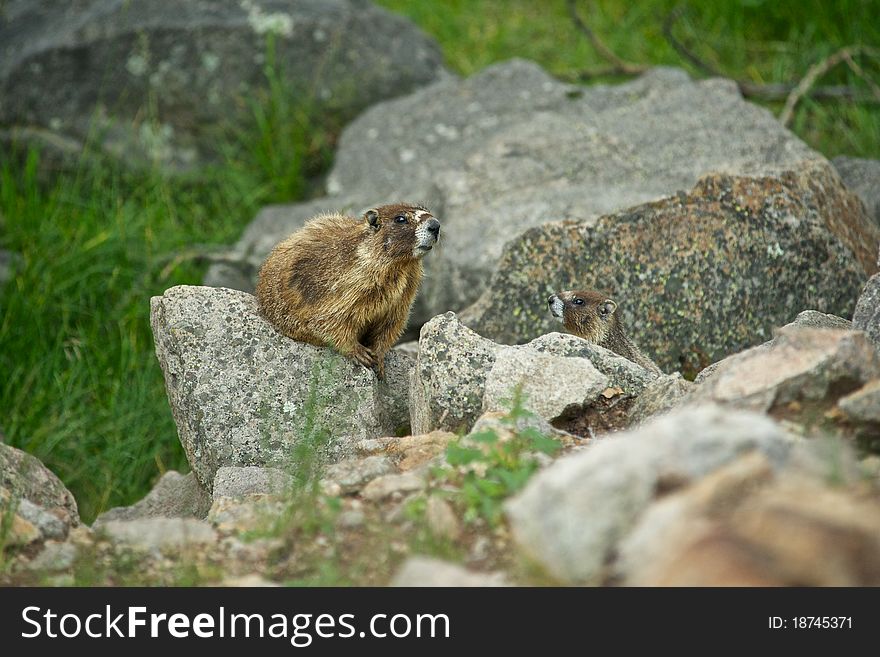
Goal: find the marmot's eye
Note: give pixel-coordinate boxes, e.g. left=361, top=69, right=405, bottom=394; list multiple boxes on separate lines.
left=572, top=298, right=584, bottom=305
left=394, top=214, right=408, bottom=223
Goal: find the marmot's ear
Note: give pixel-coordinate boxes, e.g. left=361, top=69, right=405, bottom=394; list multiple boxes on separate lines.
left=600, top=300, right=617, bottom=317
left=365, top=209, right=380, bottom=229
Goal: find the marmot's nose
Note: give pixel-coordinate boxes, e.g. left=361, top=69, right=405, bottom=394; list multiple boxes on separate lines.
left=547, top=294, right=557, bottom=307
left=426, top=218, right=440, bottom=236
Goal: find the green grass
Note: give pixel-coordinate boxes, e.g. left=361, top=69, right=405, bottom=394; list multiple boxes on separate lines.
left=1, top=0, right=878, bottom=524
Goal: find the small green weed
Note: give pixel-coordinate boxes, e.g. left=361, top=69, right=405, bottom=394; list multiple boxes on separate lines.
left=442, top=388, right=561, bottom=526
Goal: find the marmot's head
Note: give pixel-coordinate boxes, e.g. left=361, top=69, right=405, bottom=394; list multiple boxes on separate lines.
left=364, top=203, right=440, bottom=259
left=548, top=289, right=618, bottom=343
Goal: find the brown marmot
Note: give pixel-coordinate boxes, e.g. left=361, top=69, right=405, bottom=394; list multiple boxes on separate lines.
left=548, top=289, right=661, bottom=375
left=256, top=203, right=440, bottom=377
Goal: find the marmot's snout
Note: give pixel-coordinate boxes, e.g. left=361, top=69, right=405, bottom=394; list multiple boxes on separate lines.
left=414, top=215, right=441, bottom=255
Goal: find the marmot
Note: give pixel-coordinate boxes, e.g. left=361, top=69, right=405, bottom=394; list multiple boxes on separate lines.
left=548, top=289, right=661, bottom=374
left=256, top=203, right=440, bottom=377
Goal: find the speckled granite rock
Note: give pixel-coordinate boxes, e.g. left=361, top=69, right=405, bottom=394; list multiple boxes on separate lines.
left=150, top=285, right=408, bottom=489
left=0, top=443, right=79, bottom=530
left=410, top=314, right=654, bottom=434
left=409, top=312, right=501, bottom=434
left=854, top=273, right=880, bottom=351
left=833, top=156, right=880, bottom=230
left=483, top=347, right=609, bottom=421
left=526, top=332, right=658, bottom=393
left=462, top=161, right=877, bottom=372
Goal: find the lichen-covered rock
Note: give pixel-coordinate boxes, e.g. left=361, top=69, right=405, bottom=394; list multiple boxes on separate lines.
left=94, top=471, right=212, bottom=525
left=0, top=0, right=445, bottom=171
left=150, top=285, right=406, bottom=489
left=390, top=556, right=508, bottom=586
left=462, top=161, right=878, bottom=372
left=483, top=347, right=609, bottom=421
left=0, top=443, right=79, bottom=530
left=788, top=309, right=852, bottom=330
left=409, top=313, right=501, bottom=434
left=833, top=156, right=880, bottom=230
left=691, top=327, right=880, bottom=413
left=504, top=404, right=791, bottom=584
left=854, top=273, right=880, bottom=350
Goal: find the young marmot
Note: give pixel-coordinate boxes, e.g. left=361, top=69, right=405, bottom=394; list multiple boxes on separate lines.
left=256, top=203, right=440, bottom=377
left=548, top=289, right=661, bottom=374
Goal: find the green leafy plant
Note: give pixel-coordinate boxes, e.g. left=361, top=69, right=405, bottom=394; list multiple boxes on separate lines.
left=442, top=387, right=561, bottom=526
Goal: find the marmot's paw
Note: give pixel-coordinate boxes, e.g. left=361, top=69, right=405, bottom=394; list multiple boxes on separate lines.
left=352, top=344, right=377, bottom=369
left=374, top=357, right=386, bottom=381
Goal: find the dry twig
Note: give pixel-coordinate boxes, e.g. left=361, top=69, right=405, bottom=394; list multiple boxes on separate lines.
left=566, top=0, right=647, bottom=77
left=780, top=45, right=880, bottom=124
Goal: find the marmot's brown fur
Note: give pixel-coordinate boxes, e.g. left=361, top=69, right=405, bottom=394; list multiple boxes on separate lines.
left=256, top=203, right=440, bottom=377
left=548, top=289, right=661, bottom=375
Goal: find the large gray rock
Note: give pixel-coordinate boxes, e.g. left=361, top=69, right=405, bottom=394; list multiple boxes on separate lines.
left=617, top=452, right=880, bottom=586
left=0, top=0, right=445, bottom=170
left=410, top=314, right=648, bottom=434
left=0, top=443, right=79, bottom=530
left=694, top=308, right=854, bottom=383
left=833, top=156, right=880, bottom=230
left=206, top=60, right=875, bottom=335
left=95, top=470, right=212, bottom=525
left=150, top=285, right=409, bottom=489
left=854, top=274, right=880, bottom=350
left=692, top=327, right=880, bottom=413
left=462, top=160, right=877, bottom=372
left=483, top=347, right=609, bottom=421
left=525, top=332, right=657, bottom=394
left=504, top=404, right=792, bottom=584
